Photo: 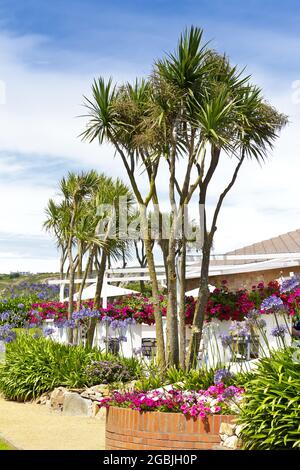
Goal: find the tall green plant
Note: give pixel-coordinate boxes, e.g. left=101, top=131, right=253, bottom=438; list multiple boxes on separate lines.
left=238, top=347, right=300, bottom=449
left=0, top=332, right=142, bottom=401
left=82, top=26, right=287, bottom=369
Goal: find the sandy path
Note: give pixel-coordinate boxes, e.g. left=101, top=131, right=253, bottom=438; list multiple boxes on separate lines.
left=0, top=398, right=105, bottom=450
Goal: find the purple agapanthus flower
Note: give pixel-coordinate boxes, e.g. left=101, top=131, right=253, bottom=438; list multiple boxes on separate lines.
left=261, top=295, right=284, bottom=311
left=256, top=318, right=267, bottom=328
left=123, top=317, right=136, bottom=325
left=214, top=369, right=233, bottom=384
left=0, top=324, right=16, bottom=343
left=271, top=325, right=288, bottom=338
left=220, top=334, right=233, bottom=348
left=0, top=311, right=10, bottom=321
left=246, top=309, right=260, bottom=321
left=43, top=328, right=55, bottom=337
left=280, top=275, right=300, bottom=293
left=64, top=320, right=76, bottom=329
left=101, top=315, right=112, bottom=324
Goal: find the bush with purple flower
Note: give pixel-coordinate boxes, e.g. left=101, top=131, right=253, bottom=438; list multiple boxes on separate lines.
left=0, top=324, right=17, bottom=343
left=85, top=360, right=135, bottom=385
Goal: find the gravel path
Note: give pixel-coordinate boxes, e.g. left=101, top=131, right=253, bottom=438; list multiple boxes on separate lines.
left=0, top=398, right=105, bottom=450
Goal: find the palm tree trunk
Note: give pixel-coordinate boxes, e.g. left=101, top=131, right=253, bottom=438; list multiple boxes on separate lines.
left=76, top=245, right=96, bottom=311
left=86, top=250, right=107, bottom=347
left=60, top=248, right=67, bottom=280
left=179, top=239, right=186, bottom=369
left=186, top=236, right=211, bottom=369
left=67, top=243, right=75, bottom=344
left=140, top=205, right=166, bottom=367
left=166, top=236, right=179, bottom=367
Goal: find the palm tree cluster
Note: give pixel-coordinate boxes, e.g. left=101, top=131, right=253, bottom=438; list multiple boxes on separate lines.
left=44, top=171, right=135, bottom=341
left=78, top=26, right=287, bottom=369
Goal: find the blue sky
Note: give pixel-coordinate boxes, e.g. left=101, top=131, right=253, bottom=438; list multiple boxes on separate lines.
left=0, top=0, right=300, bottom=272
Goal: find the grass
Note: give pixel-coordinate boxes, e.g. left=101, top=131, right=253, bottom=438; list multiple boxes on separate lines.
left=0, top=438, right=12, bottom=450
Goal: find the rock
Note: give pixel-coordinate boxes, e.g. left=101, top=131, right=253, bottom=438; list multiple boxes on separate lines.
left=49, top=387, right=68, bottom=411
left=80, top=386, right=105, bottom=401
left=94, top=407, right=107, bottom=421
left=223, top=435, right=240, bottom=449
left=91, top=401, right=100, bottom=417
left=67, top=388, right=85, bottom=394
left=235, top=424, right=244, bottom=437
left=91, top=384, right=110, bottom=396
left=36, top=392, right=50, bottom=405
left=219, top=422, right=236, bottom=437
left=62, top=392, right=93, bottom=417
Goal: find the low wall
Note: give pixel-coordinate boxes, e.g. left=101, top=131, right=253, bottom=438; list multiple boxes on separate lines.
left=105, top=406, right=236, bottom=450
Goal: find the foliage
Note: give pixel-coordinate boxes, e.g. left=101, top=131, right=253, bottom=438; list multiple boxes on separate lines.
left=85, top=360, right=135, bottom=385
left=237, top=347, right=300, bottom=449
left=0, top=332, right=142, bottom=401
left=134, top=363, right=250, bottom=392
left=0, top=439, right=12, bottom=450
left=125, top=281, right=154, bottom=296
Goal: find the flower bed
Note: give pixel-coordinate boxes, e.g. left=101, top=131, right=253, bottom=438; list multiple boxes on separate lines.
left=2, top=278, right=299, bottom=335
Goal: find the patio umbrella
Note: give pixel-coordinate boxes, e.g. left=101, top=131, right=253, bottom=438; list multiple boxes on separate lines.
left=185, top=285, right=215, bottom=297
left=66, top=283, right=139, bottom=301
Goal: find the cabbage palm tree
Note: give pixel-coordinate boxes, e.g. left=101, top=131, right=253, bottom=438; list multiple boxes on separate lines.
left=82, top=26, right=287, bottom=368
left=44, top=199, right=68, bottom=281
left=82, top=79, right=167, bottom=366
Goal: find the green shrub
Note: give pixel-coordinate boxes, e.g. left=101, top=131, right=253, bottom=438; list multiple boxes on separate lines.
left=238, top=347, right=300, bottom=449
left=135, top=364, right=247, bottom=392
left=0, top=332, right=141, bottom=401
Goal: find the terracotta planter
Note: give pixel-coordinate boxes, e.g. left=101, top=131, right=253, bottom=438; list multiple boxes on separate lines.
left=105, top=406, right=236, bottom=450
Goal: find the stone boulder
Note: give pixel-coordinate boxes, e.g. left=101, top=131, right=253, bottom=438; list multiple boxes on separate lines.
left=80, top=384, right=109, bottom=401
left=219, top=422, right=236, bottom=436
left=62, top=392, right=93, bottom=417
left=35, top=392, right=50, bottom=405
left=223, top=435, right=241, bottom=449
left=49, top=387, right=69, bottom=411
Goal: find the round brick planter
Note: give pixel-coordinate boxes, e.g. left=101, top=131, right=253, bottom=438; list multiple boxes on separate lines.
left=105, top=406, right=237, bottom=450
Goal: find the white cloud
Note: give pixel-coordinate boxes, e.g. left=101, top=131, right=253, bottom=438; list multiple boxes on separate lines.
left=0, top=157, right=23, bottom=173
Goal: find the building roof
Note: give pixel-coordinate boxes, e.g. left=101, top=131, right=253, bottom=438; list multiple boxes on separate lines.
left=214, top=228, right=300, bottom=266
left=228, top=228, right=300, bottom=257
left=186, top=229, right=300, bottom=277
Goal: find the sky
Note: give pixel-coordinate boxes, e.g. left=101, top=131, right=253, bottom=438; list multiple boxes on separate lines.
left=0, top=0, right=300, bottom=273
